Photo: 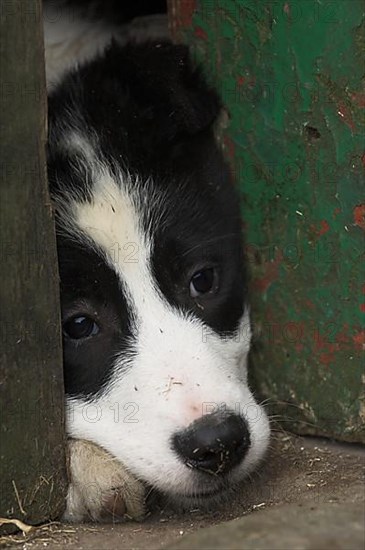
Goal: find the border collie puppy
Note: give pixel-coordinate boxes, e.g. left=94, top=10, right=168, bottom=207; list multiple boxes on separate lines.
left=45, top=7, right=270, bottom=523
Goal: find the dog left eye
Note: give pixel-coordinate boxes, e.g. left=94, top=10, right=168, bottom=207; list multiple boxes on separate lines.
left=189, top=268, right=218, bottom=297
left=63, top=315, right=100, bottom=340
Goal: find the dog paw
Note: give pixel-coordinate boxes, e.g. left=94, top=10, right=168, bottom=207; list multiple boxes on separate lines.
left=63, top=439, right=146, bottom=523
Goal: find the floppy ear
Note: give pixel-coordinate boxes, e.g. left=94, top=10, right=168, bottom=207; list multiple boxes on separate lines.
left=47, top=40, right=222, bottom=167
left=107, top=41, right=222, bottom=142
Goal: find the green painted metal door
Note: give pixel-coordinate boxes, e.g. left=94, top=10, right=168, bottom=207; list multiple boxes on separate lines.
left=169, top=0, right=365, bottom=442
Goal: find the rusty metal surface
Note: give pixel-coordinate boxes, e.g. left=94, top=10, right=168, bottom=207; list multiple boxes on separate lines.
left=169, top=0, right=365, bottom=442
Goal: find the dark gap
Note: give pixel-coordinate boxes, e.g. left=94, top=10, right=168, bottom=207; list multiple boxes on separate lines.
left=305, top=125, right=321, bottom=140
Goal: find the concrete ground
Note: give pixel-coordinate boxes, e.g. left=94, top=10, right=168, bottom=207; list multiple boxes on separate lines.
left=1, top=432, right=364, bottom=549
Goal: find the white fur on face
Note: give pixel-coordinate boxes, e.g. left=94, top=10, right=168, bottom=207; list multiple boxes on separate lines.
left=60, top=162, right=270, bottom=497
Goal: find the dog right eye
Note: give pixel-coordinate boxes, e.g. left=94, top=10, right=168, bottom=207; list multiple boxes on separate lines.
left=63, top=315, right=100, bottom=340
left=189, top=267, right=218, bottom=298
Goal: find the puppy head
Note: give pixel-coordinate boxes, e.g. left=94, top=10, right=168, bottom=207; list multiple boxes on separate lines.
left=48, top=42, right=269, bottom=503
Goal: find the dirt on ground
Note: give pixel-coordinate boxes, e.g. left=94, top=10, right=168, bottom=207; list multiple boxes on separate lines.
left=1, top=432, right=364, bottom=549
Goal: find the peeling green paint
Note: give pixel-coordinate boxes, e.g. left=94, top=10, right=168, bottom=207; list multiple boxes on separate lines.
left=170, top=0, right=365, bottom=442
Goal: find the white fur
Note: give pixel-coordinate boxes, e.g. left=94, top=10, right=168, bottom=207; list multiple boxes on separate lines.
left=65, top=439, right=145, bottom=522
left=57, top=156, right=270, bottom=499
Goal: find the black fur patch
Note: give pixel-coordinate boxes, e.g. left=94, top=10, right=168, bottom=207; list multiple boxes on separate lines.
left=58, top=237, right=134, bottom=397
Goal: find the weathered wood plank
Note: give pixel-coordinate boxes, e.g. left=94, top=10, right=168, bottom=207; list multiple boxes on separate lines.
left=0, top=0, right=68, bottom=530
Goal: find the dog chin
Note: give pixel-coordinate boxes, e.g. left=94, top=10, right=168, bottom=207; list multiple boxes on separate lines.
left=166, top=485, right=234, bottom=511
left=155, top=449, right=268, bottom=511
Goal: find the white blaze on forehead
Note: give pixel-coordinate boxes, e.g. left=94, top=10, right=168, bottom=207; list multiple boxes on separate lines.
left=72, top=167, right=165, bottom=318
left=75, top=170, right=146, bottom=261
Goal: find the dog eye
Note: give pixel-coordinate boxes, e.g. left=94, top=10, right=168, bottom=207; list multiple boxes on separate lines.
left=189, top=268, right=218, bottom=297
left=63, top=315, right=100, bottom=340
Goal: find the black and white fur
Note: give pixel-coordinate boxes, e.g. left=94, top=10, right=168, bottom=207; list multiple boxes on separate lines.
left=45, top=1, right=270, bottom=522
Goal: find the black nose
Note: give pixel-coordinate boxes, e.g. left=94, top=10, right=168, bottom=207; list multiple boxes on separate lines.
left=172, top=413, right=250, bottom=475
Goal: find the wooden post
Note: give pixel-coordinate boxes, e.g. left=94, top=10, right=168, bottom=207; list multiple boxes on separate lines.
left=0, top=0, right=68, bottom=530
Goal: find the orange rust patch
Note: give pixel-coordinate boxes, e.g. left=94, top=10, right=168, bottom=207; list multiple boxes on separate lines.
left=252, top=252, right=283, bottom=293
left=310, top=219, right=330, bottom=238
left=314, top=326, right=354, bottom=366
left=178, top=0, right=196, bottom=28
left=223, top=135, right=235, bottom=161
left=194, top=26, right=208, bottom=40
left=351, top=91, right=365, bottom=108
left=304, top=299, right=315, bottom=310
left=319, top=353, right=333, bottom=367
left=354, top=204, right=365, bottom=230
left=319, top=220, right=330, bottom=236
left=353, top=331, right=365, bottom=348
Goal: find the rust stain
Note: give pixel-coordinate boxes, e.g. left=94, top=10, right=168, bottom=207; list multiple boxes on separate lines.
left=351, top=91, right=365, bottom=108
left=318, top=220, right=330, bottom=236
left=194, top=26, right=208, bottom=40
left=223, top=135, right=235, bottom=161
left=178, top=0, right=196, bottom=28
left=362, top=152, right=365, bottom=171
left=314, top=326, right=365, bottom=353
left=353, top=331, right=365, bottom=348
left=252, top=252, right=283, bottom=293
left=304, top=299, right=315, bottom=310
left=360, top=304, right=365, bottom=313
left=353, top=204, right=365, bottom=230
left=310, top=219, right=330, bottom=238
left=237, top=75, right=246, bottom=87
left=319, top=353, right=334, bottom=367
left=337, top=102, right=356, bottom=132
left=251, top=314, right=361, bottom=368
left=315, top=334, right=337, bottom=351
left=315, top=326, right=355, bottom=367
left=333, top=207, right=341, bottom=219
